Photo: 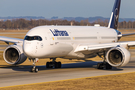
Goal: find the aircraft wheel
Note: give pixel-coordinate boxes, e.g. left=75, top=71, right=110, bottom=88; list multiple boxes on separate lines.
left=105, top=63, right=112, bottom=70
left=34, top=67, right=38, bottom=72
left=58, top=62, right=61, bottom=68
left=46, top=62, right=50, bottom=68
left=30, top=67, right=38, bottom=72
left=97, top=63, right=104, bottom=69
left=46, top=62, right=53, bottom=68
left=55, top=62, right=59, bottom=68
left=54, top=62, right=61, bottom=68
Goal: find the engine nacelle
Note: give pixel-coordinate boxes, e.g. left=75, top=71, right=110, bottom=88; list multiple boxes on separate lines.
left=3, top=45, right=27, bottom=65
left=106, top=47, right=130, bottom=67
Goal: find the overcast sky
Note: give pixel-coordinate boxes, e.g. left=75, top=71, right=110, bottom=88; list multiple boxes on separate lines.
left=0, top=0, right=134, bottom=18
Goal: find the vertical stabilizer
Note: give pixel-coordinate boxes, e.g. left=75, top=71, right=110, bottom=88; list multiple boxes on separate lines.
left=108, top=0, right=121, bottom=29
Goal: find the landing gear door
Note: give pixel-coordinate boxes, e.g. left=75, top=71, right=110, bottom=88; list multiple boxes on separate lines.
left=48, top=32, right=54, bottom=45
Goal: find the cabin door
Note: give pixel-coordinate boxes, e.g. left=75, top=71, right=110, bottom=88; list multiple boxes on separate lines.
left=48, top=32, right=54, bottom=45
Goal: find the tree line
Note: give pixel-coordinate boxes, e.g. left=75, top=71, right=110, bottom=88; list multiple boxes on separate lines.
left=0, top=19, right=135, bottom=30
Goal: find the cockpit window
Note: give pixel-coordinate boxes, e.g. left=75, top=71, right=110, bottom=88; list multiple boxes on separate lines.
left=24, top=36, right=42, bottom=41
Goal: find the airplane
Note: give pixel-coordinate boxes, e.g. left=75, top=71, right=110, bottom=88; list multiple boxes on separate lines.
left=0, top=0, right=135, bottom=72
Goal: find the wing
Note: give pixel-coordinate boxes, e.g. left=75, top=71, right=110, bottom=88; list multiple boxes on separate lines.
left=0, top=36, right=23, bottom=44
left=74, top=41, right=135, bottom=54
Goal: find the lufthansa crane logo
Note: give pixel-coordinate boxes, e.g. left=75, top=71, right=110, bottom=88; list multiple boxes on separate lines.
left=50, top=29, right=69, bottom=36
left=115, top=8, right=119, bottom=21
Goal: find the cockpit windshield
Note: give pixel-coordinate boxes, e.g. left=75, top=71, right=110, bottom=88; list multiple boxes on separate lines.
left=24, top=36, right=42, bottom=41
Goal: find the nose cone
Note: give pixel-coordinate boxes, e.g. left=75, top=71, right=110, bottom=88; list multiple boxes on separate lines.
left=23, top=41, right=33, bottom=57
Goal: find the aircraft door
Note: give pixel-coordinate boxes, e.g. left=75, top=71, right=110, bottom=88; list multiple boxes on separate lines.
left=48, top=32, right=54, bottom=45
left=97, top=32, right=101, bottom=43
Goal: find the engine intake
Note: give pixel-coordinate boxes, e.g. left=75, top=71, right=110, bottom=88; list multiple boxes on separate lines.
left=106, top=47, right=130, bottom=67
left=3, top=45, right=27, bottom=65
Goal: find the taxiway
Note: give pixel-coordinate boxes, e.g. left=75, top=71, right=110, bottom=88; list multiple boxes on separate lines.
left=0, top=55, right=135, bottom=87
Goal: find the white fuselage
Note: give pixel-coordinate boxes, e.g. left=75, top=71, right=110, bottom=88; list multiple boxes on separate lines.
left=23, top=26, right=119, bottom=59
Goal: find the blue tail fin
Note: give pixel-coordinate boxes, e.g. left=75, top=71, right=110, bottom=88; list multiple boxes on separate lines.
left=108, top=0, right=121, bottom=29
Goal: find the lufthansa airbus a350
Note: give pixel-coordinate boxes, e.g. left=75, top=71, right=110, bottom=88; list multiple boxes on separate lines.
left=1, top=0, right=135, bottom=72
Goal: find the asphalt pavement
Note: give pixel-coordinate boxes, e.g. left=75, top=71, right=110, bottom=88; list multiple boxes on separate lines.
left=0, top=56, right=135, bottom=87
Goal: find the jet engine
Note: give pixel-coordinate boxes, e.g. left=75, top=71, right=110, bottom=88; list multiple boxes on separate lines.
left=3, top=45, right=27, bottom=65
left=106, top=47, right=130, bottom=67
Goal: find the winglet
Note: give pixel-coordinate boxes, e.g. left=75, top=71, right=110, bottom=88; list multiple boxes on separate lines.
left=108, top=0, right=121, bottom=29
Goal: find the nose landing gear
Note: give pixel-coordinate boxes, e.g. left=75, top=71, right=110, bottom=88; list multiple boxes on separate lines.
left=29, top=58, right=39, bottom=72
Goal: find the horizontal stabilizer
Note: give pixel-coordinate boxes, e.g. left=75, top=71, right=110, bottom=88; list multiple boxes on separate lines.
left=122, top=33, right=135, bottom=36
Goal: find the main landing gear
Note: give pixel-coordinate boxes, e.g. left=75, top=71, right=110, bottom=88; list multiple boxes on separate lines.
left=97, top=62, right=112, bottom=70
left=46, top=58, right=61, bottom=68
left=97, top=52, right=112, bottom=70
left=29, top=58, right=39, bottom=72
